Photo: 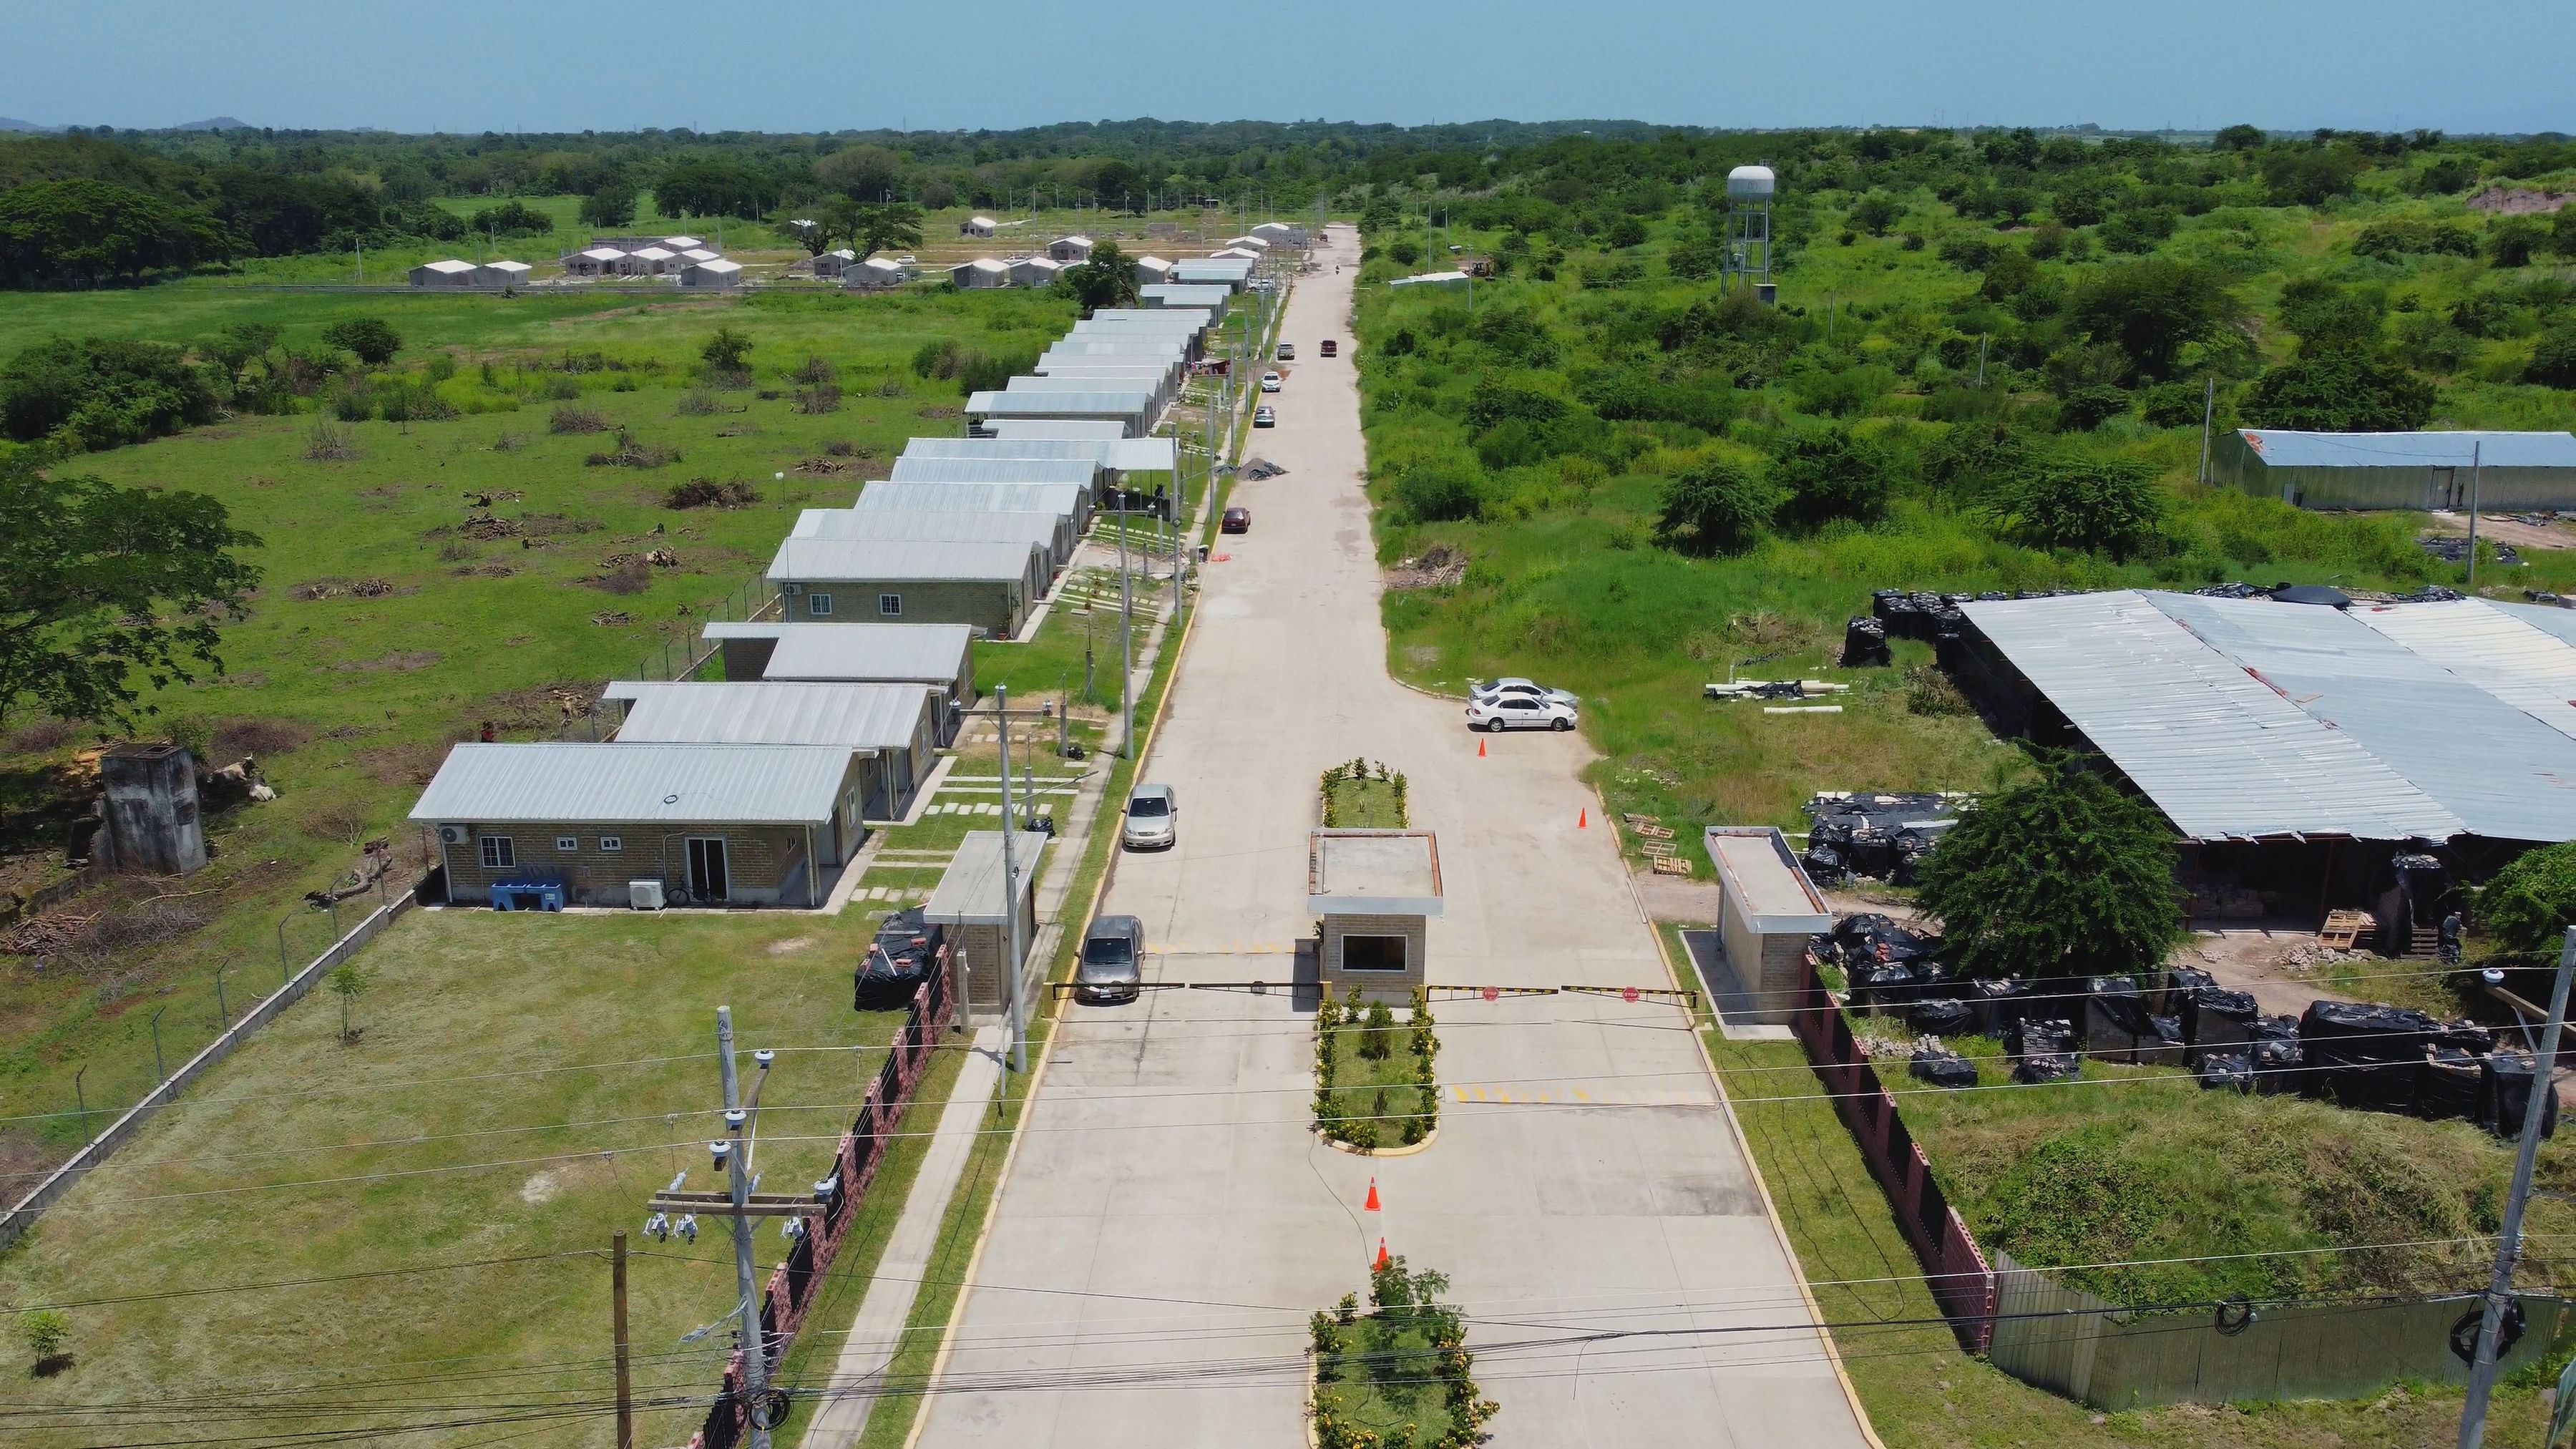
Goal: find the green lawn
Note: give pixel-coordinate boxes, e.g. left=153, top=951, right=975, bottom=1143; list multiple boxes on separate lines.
left=0, top=907, right=894, bottom=1448
left=1323, top=771, right=1409, bottom=829
left=1317, top=999, right=1436, bottom=1152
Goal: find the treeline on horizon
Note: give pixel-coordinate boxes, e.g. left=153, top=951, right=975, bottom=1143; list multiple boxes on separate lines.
left=3, top=116, right=2575, bottom=288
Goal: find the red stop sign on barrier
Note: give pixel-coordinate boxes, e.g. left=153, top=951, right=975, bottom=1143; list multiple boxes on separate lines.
left=1622, top=986, right=1641, bottom=1003
left=1481, top=986, right=1499, bottom=1002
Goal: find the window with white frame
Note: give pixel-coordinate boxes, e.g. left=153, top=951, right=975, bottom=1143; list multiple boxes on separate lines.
left=599, top=835, right=623, bottom=852
left=878, top=593, right=903, bottom=616
left=479, top=836, right=516, bottom=869
left=555, top=835, right=578, bottom=852
left=809, top=592, right=834, bottom=617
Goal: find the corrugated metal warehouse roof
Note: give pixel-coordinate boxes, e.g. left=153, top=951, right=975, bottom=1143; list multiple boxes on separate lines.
left=766, top=538, right=1043, bottom=583
left=1963, top=590, right=2576, bottom=843
left=791, top=507, right=1064, bottom=552
left=2237, top=430, right=2576, bottom=469
left=701, top=621, right=972, bottom=684
left=904, top=434, right=1176, bottom=472
left=849, top=481, right=1088, bottom=515
left=889, top=456, right=1100, bottom=486
left=408, top=743, right=852, bottom=824
left=1959, top=592, right=2467, bottom=842
left=605, top=680, right=931, bottom=751
left=985, top=420, right=1128, bottom=440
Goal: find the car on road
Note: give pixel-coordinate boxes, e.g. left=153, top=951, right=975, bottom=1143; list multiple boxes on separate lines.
left=1253, top=406, right=1276, bottom=428
left=1277, top=343, right=1296, bottom=361
left=1319, top=339, right=1338, bottom=358
left=1220, top=507, right=1251, bottom=534
left=1465, top=694, right=1578, bottom=732
left=1121, top=782, right=1179, bottom=851
left=1470, top=677, right=1580, bottom=711
left=1075, top=914, right=1145, bottom=1002
left=1260, top=371, right=1282, bottom=393
left=897, top=254, right=916, bottom=265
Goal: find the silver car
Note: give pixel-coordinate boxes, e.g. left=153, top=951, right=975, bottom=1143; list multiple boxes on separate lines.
left=1121, top=783, right=1178, bottom=850
left=1076, top=914, right=1144, bottom=1003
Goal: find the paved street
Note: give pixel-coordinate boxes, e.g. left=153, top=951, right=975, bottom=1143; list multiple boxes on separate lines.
left=910, top=230, right=1869, bottom=1448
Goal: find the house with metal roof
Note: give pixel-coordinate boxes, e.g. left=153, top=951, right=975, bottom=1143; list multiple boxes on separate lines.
left=808, top=248, right=859, bottom=279
left=844, top=256, right=905, bottom=291
left=1169, top=257, right=1254, bottom=289
left=926, top=830, right=1050, bottom=1013
left=1222, top=235, right=1271, bottom=253
left=1390, top=270, right=1472, bottom=290
left=409, top=258, right=479, bottom=288
left=408, top=743, right=867, bottom=908
left=889, top=454, right=1103, bottom=490
left=1131, top=254, right=1175, bottom=286
left=766, top=538, right=1049, bottom=638
left=1250, top=221, right=1304, bottom=246
left=561, top=246, right=628, bottom=278
left=474, top=259, right=532, bottom=288
left=603, top=680, right=940, bottom=821
left=849, top=479, right=1092, bottom=530
left=2212, top=429, right=2576, bottom=510
left=1048, top=235, right=1093, bottom=263
left=1140, top=283, right=1232, bottom=311
left=961, top=215, right=997, bottom=237
left=950, top=258, right=1009, bottom=289
left=1009, top=256, right=1064, bottom=288
left=680, top=258, right=743, bottom=288
left=701, top=622, right=975, bottom=728
left=966, top=389, right=1156, bottom=438
left=619, top=245, right=680, bottom=277
left=794, top=505, right=1074, bottom=570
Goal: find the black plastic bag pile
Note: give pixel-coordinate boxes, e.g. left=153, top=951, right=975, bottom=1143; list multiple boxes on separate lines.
left=1870, top=589, right=1968, bottom=643
left=2299, top=1002, right=2445, bottom=1116
left=1802, top=795, right=1962, bottom=887
left=2008, top=1017, right=2082, bottom=1083
left=1909, top=997, right=1978, bottom=1036
left=2082, top=977, right=2153, bottom=1063
left=1840, top=616, right=1892, bottom=668
left=855, top=905, right=944, bottom=1009
left=1911, top=1043, right=1980, bottom=1089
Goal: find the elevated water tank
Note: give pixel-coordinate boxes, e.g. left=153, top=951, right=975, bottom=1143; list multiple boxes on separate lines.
left=1726, top=165, right=1777, bottom=200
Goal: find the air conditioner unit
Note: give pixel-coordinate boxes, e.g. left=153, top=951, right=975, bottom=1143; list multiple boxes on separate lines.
left=629, top=879, right=666, bottom=911
left=437, top=824, right=469, bottom=846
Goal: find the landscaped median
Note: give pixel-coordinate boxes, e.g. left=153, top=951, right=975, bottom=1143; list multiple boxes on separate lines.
left=1314, top=986, right=1438, bottom=1153
left=1308, top=1257, right=1496, bottom=1449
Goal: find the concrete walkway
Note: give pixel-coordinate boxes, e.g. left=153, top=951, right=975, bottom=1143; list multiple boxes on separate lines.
left=802, top=1025, right=1009, bottom=1449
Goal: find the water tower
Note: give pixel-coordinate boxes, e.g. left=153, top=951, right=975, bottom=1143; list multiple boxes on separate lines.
left=1724, top=164, right=1776, bottom=303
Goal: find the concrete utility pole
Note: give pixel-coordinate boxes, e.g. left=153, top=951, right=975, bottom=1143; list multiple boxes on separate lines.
left=2196, top=377, right=2217, bottom=485
left=613, top=1231, right=634, bottom=1449
left=2457, top=927, right=2576, bottom=1449
left=717, top=1009, right=771, bottom=1449
left=994, top=686, right=1029, bottom=1074
left=1118, top=504, right=1136, bottom=754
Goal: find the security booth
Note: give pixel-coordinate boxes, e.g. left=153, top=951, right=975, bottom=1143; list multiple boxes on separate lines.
left=1701, top=826, right=1835, bottom=1025
left=1308, top=829, right=1443, bottom=1003
left=926, top=830, right=1050, bottom=1015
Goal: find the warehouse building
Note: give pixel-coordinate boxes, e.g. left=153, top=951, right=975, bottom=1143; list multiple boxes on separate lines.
left=409, top=742, right=867, bottom=908
left=889, top=454, right=1103, bottom=490
left=900, top=434, right=1178, bottom=480
left=2212, top=429, right=2576, bottom=511
left=1008, top=369, right=1182, bottom=416
left=1250, top=220, right=1305, bottom=247
left=848, top=479, right=1092, bottom=531
left=409, top=258, right=479, bottom=288
left=602, top=680, right=940, bottom=821
left=1139, top=283, right=1233, bottom=310
left=701, top=621, right=975, bottom=731
left=474, top=259, right=532, bottom=288
left=1170, top=257, right=1255, bottom=289
left=966, top=388, right=1157, bottom=438
left=767, top=537, right=1050, bottom=638
left=1951, top=589, right=2576, bottom=947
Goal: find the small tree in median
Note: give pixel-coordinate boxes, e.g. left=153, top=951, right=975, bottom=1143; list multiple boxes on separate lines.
left=20, top=1309, right=68, bottom=1370
left=1914, top=751, right=2182, bottom=982
left=327, top=960, right=374, bottom=1042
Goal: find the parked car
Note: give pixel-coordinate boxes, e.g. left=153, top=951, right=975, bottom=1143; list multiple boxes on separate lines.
left=1465, top=695, right=1577, bottom=732
left=1260, top=371, right=1282, bottom=393
left=1470, top=677, right=1579, bottom=711
left=1319, top=339, right=1338, bottom=357
left=1253, top=406, right=1276, bottom=428
left=1076, top=914, right=1145, bottom=1002
left=897, top=254, right=916, bottom=265
left=1221, top=506, right=1251, bottom=534
left=1277, top=342, right=1297, bottom=361
left=1122, top=782, right=1179, bottom=850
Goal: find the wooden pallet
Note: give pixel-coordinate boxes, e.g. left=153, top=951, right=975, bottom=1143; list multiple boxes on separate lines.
left=1634, top=822, right=1675, bottom=840
left=1640, top=840, right=1676, bottom=857
left=1651, top=855, right=1693, bottom=877
left=2319, top=909, right=2375, bottom=950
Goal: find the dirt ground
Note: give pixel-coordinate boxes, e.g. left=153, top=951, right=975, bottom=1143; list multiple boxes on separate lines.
left=2421, top=509, right=2576, bottom=551
left=2172, top=920, right=2366, bottom=1016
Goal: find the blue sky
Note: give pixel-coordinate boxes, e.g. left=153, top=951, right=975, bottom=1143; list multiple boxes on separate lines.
left=4, top=0, right=2568, bottom=135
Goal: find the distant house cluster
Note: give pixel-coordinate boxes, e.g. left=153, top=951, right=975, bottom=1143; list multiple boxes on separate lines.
left=556, top=234, right=739, bottom=288
left=942, top=218, right=1299, bottom=293
left=405, top=257, right=535, bottom=289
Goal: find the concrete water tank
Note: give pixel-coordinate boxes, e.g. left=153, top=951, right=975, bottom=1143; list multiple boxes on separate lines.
left=98, top=743, right=208, bottom=877
left=1726, top=165, right=1777, bottom=200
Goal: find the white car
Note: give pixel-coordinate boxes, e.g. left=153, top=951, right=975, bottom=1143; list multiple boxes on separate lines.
left=1471, top=678, right=1579, bottom=711
left=1121, top=783, right=1177, bottom=851
left=1260, top=371, right=1282, bottom=393
left=897, top=254, right=916, bottom=264
left=1465, top=695, right=1576, bottom=732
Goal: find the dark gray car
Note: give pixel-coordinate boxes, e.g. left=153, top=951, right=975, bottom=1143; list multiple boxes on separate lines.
left=1075, top=914, right=1144, bottom=1003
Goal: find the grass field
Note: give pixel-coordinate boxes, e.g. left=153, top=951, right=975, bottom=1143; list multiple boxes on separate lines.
left=0, top=907, right=893, bottom=1448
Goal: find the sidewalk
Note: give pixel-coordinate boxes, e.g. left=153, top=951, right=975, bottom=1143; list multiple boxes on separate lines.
left=801, top=1024, right=1009, bottom=1449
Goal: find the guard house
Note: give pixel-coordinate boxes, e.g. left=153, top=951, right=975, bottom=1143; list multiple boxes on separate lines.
left=1700, top=826, right=1834, bottom=1026
left=927, top=829, right=1050, bottom=1016
left=1308, top=829, right=1443, bottom=1002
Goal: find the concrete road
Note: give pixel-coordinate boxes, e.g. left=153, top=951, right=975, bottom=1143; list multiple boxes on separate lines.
left=911, top=230, right=1870, bottom=1448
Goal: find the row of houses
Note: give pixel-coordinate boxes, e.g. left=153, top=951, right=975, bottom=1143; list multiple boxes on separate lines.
left=409, top=258, right=535, bottom=288
left=406, top=284, right=1223, bottom=910
left=945, top=223, right=1292, bottom=292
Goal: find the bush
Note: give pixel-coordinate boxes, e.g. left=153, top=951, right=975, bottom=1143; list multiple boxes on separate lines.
left=664, top=477, right=758, bottom=509
left=2480, top=841, right=2576, bottom=960
left=955, top=348, right=1035, bottom=396
left=0, top=336, right=220, bottom=449
left=548, top=404, right=611, bottom=434
left=911, top=338, right=962, bottom=379
left=2352, top=218, right=2479, bottom=260
left=2242, top=353, right=2436, bottom=431
left=321, top=318, right=401, bottom=366
left=1988, top=457, right=2164, bottom=559
left=1655, top=462, right=1773, bottom=557
left=2055, top=384, right=2131, bottom=432
left=2526, top=323, right=2576, bottom=389
left=2489, top=216, right=2549, bottom=268
left=2140, top=381, right=2205, bottom=429
left=1393, top=468, right=1482, bottom=523
left=465, top=200, right=555, bottom=238
left=1767, top=427, right=1891, bottom=532
left=1921, top=418, right=2035, bottom=499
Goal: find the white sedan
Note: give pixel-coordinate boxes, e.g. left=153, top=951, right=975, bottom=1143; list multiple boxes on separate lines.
left=1260, top=371, right=1283, bottom=393
left=1471, top=678, right=1579, bottom=711
left=1465, top=695, right=1576, bottom=732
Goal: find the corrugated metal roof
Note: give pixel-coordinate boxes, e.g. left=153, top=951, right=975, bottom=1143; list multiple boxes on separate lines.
left=766, top=538, right=1042, bottom=583
left=701, top=621, right=972, bottom=685
left=904, top=437, right=1106, bottom=462
left=605, top=681, right=930, bottom=751
left=2498, top=601, right=2576, bottom=650
left=889, top=456, right=1099, bottom=485
left=408, top=743, right=852, bottom=825
left=2353, top=600, right=2576, bottom=743
left=1090, top=308, right=1213, bottom=325
left=986, top=421, right=1128, bottom=441
left=1139, top=284, right=1233, bottom=308
left=792, top=508, right=1063, bottom=551
left=2237, top=430, right=2576, bottom=469
left=849, top=481, right=1087, bottom=514
left=1107, top=439, right=1177, bottom=472
left=2150, top=592, right=2576, bottom=842
left=965, top=391, right=1153, bottom=423
left=1960, top=591, right=2465, bottom=842
left=923, top=829, right=1050, bottom=925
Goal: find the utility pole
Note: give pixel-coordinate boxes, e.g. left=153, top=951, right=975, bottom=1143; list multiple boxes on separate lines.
left=2457, top=927, right=2576, bottom=1449
left=1118, top=501, right=1136, bottom=754
left=613, top=1230, right=634, bottom=1449
left=2466, top=439, right=2484, bottom=593
left=2197, top=376, right=2215, bottom=485
left=994, top=686, right=1029, bottom=1074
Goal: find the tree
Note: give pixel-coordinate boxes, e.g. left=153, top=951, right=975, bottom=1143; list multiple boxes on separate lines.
left=2241, top=353, right=2435, bottom=431
left=1087, top=158, right=1146, bottom=210
left=2489, top=216, right=2548, bottom=268
left=578, top=180, right=638, bottom=230
left=2214, top=124, right=2267, bottom=152
left=701, top=326, right=753, bottom=373
left=1914, top=751, right=2183, bottom=982
left=1654, top=462, right=1772, bottom=557
left=2069, top=259, right=2238, bottom=380
left=200, top=322, right=280, bottom=389
left=2276, top=276, right=2385, bottom=355
left=814, top=144, right=903, bottom=203
left=465, top=200, right=553, bottom=238
left=0, top=336, right=220, bottom=450
left=1063, top=240, right=1139, bottom=313
left=2479, top=841, right=2576, bottom=960
left=1767, top=427, right=1890, bottom=532
left=0, top=178, right=233, bottom=288
left=19, top=1309, right=68, bottom=1365
left=327, top=960, right=374, bottom=1041
left=320, top=318, right=401, bottom=367
left=1921, top=418, right=2036, bottom=499
left=847, top=203, right=925, bottom=261
left=1986, top=457, right=2163, bottom=558
left=2527, top=322, right=2576, bottom=389
left=2054, top=384, right=2130, bottom=432
left=655, top=161, right=776, bottom=220
left=1848, top=191, right=1903, bottom=236
left=0, top=452, right=262, bottom=730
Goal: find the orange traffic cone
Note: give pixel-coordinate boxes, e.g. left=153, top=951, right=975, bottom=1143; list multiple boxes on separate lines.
left=1364, top=1177, right=1380, bottom=1213
left=1477, top=737, right=1485, bottom=758
left=1374, top=1237, right=1390, bottom=1270
left=1578, top=808, right=1588, bottom=829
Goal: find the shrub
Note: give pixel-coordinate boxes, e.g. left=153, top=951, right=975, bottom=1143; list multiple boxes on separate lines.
left=1987, top=457, right=2164, bottom=559
left=1921, top=418, right=2035, bottom=499
left=2489, top=216, right=2549, bottom=268
left=321, top=318, right=401, bottom=366
left=1393, top=468, right=1482, bottom=523
left=912, top=338, right=963, bottom=379
left=548, top=404, right=611, bottom=434
left=955, top=348, right=1035, bottom=396
left=2055, top=384, right=2131, bottom=432
left=2140, top=381, right=2206, bottom=429
left=1767, top=427, right=1891, bottom=532
left=796, top=383, right=843, bottom=414
left=701, top=326, right=753, bottom=372
left=2242, top=353, right=2436, bottom=431
left=20, top=1309, right=69, bottom=1364
left=2480, top=841, right=2576, bottom=959
left=2526, top=323, right=2576, bottom=389
left=664, top=477, right=758, bottom=509
left=0, top=336, right=220, bottom=449
left=1654, top=462, right=1773, bottom=557
left=2353, top=218, right=2479, bottom=260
